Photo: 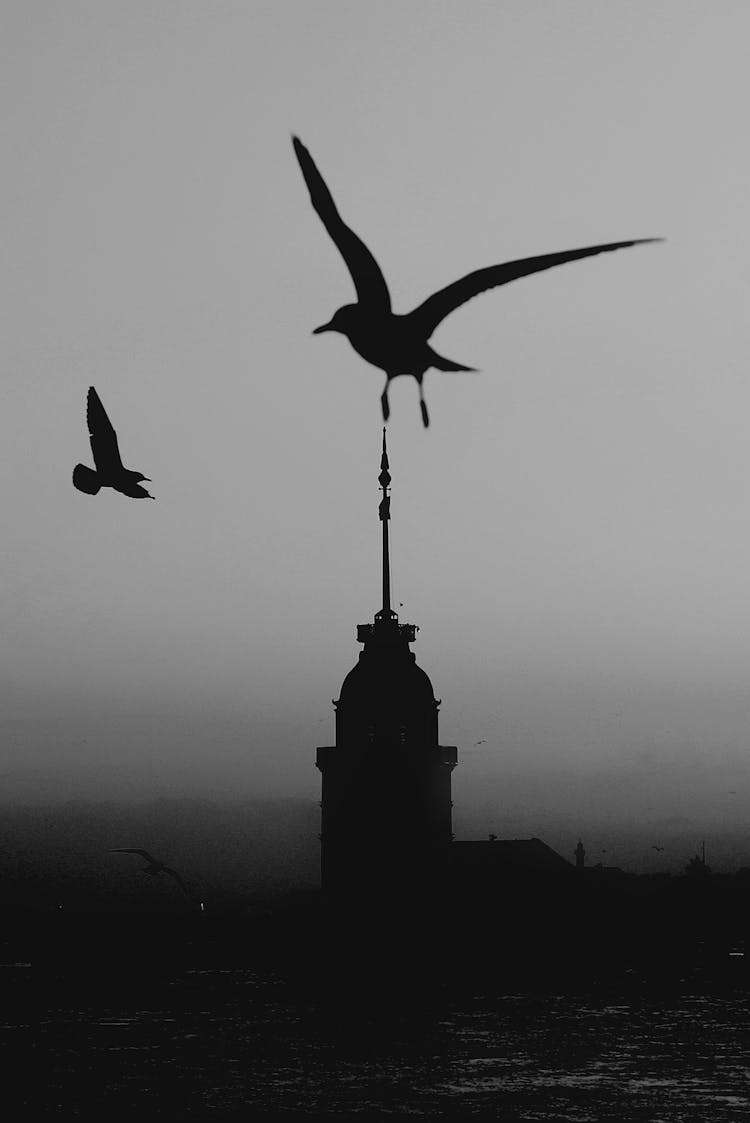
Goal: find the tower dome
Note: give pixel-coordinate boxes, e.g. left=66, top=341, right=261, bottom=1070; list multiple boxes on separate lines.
left=336, top=627, right=439, bottom=749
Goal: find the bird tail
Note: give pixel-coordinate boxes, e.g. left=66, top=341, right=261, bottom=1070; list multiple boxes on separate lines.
left=72, top=464, right=101, bottom=494
left=429, top=351, right=476, bottom=373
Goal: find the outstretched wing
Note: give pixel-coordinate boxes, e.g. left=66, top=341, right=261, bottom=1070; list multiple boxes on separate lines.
left=407, top=238, right=663, bottom=337
left=293, top=136, right=391, bottom=312
left=87, top=387, right=124, bottom=474
left=164, top=866, right=190, bottom=896
left=109, top=848, right=158, bottom=863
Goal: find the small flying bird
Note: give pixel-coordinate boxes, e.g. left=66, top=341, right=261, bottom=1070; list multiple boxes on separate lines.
left=73, top=387, right=153, bottom=498
left=293, top=136, right=662, bottom=428
left=651, top=845, right=665, bottom=852
left=109, top=848, right=188, bottom=896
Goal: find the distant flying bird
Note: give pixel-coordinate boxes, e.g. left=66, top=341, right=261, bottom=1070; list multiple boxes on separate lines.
left=652, top=845, right=665, bottom=852
left=293, top=136, right=662, bottom=428
left=73, top=387, right=153, bottom=499
left=109, top=848, right=188, bottom=896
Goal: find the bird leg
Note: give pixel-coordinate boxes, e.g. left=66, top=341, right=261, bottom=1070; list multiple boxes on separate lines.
left=417, top=380, right=430, bottom=428
left=381, top=379, right=391, bottom=422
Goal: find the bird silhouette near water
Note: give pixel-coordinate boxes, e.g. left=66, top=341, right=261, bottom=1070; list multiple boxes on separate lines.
left=109, top=848, right=189, bottom=896
left=73, top=387, right=153, bottom=499
left=293, top=136, right=662, bottom=428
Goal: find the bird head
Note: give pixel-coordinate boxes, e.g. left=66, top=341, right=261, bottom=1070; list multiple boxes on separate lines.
left=129, top=473, right=154, bottom=499
left=132, top=474, right=154, bottom=499
left=313, top=304, right=359, bottom=338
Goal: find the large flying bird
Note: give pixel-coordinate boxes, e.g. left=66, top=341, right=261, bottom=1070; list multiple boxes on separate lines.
left=73, top=387, right=153, bottom=499
left=293, top=136, right=662, bottom=428
left=109, top=849, right=188, bottom=896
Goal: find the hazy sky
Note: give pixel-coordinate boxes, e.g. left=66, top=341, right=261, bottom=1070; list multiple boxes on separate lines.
left=3, top=2, right=750, bottom=847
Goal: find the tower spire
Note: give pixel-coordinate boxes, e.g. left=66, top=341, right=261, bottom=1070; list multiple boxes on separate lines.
left=376, top=427, right=396, bottom=622
left=357, top=430, right=415, bottom=643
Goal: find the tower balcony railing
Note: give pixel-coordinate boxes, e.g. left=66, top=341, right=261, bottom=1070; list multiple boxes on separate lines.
left=357, top=621, right=417, bottom=644
left=316, top=743, right=457, bottom=768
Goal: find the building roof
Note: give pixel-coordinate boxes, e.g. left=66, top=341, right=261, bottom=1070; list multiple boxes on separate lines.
left=338, top=622, right=436, bottom=711
left=451, top=838, right=574, bottom=876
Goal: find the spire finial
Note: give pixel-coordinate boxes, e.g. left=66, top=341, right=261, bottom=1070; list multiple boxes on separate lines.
left=377, top=428, right=394, bottom=620
left=356, top=430, right=417, bottom=645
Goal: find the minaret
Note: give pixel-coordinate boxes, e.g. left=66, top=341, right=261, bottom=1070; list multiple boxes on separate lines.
left=316, top=431, right=458, bottom=901
left=574, top=839, right=585, bottom=871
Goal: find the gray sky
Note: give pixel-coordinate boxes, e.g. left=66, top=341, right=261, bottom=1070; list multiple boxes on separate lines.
left=3, top=1, right=750, bottom=850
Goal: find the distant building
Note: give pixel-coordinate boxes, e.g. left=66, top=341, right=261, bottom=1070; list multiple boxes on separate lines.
left=685, top=841, right=712, bottom=878
left=451, top=837, right=574, bottom=887
left=315, top=432, right=579, bottom=906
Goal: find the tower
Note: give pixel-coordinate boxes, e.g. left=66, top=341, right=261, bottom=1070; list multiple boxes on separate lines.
left=316, top=431, right=458, bottom=901
left=574, top=839, right=585, bottom=870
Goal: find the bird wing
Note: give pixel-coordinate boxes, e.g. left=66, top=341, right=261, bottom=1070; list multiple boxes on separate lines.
left=293, top=136, right=391, bottom=312
left=72, top=464, right=101, bottom=495
left=87, top=387, right=124, bottom=474
left=109, top=848, right=158, bottom=863
left=164, top=866, right=189, bottom=896
left=407, top=238, right=663, bottom=337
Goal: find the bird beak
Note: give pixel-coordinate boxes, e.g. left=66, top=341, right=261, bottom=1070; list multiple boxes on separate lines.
left=313, top=320, right=334, bottom=334
left=142, top=478, right=151, bottom=483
